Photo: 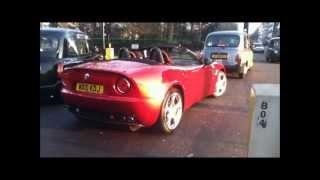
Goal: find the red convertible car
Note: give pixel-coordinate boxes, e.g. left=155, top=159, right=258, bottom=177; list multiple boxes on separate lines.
left=61, top=46, right=227, bottom=134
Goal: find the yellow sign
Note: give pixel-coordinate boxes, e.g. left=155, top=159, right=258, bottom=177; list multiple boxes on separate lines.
left=105, top=48, right=114, bottom=61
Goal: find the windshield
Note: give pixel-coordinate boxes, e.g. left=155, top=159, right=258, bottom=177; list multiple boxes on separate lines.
left=206, top=34, right=240, bottom=47
left=168, top=47, right=198, bottom=60
left=167, top=47, right=201, bottom=65
left=40, top=34, right=59, bottom=58
left=66, top=35, right=90, bottom=57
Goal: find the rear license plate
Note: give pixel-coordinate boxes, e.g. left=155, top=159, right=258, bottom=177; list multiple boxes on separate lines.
left=76, top=83, right=104, bottom=94
left=212, top=53, right=228, bottom=60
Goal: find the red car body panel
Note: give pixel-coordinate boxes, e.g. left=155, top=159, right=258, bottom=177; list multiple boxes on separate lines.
left=61, top=60, right=225, bottom=127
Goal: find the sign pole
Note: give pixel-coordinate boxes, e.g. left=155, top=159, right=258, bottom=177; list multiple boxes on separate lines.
left=102, top=22, right=105, bottom=49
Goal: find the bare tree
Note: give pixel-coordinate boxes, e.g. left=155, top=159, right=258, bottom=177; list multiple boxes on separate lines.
left=168, top=23, right=175, bottom=41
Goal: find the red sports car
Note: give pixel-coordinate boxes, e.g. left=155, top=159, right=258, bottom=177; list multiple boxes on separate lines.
left=61, top=46, right=227, bottom=134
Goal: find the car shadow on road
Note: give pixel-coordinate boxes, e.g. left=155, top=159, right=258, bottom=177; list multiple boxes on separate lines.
left=78, top=116, right=169, bottom=134
left=226, top=74, right=242, bottom=79
left=41, top=112, right=163, bottom=135
left=40, top=97, right=63, bottom=106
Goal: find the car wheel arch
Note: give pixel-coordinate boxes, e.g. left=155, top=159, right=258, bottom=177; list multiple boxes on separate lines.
left=166, top=83, right=185, bottom=110
left=214, top=64, right=226, bottom=75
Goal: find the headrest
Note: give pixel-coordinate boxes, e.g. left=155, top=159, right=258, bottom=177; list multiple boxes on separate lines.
left=149, top=47, right=165, bottom=64
left=161, top=50, right=173, bottom=64
left=118, top=47, right=130, bottom=59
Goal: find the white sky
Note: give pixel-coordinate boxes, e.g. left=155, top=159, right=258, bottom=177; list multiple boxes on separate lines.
left=249, top=23, right=262, bottom=34
left=237, top=23, right=262, bottom=35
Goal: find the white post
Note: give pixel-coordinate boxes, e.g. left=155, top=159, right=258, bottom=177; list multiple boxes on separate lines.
left=102, top=22, right=105, bottom=49
left=248, top=84, right=280, bottom=157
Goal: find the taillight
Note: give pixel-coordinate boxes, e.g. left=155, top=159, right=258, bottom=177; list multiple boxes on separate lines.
left=115, top=78, right=131, bottom=94
left=57, top=63, right=64, bottom=78
left=61, top=71, right=70, bottom=89
left=235, top=54, right=241, bottom=65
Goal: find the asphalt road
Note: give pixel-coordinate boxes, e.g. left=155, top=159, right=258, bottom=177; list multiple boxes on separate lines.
left=40, top=52, right=280, bottom=157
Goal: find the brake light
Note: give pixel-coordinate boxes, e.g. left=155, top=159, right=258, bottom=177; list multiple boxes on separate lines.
left=115, top=78, right=131, bottom=94
left=61, top=71, right=70, bottom=89
left=235, top=54, right=241, bottom=65
left=57, top=63, right=64, bottom=78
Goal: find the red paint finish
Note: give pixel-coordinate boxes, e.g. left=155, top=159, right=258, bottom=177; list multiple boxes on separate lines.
left=61, top=60, right=225, bottom=127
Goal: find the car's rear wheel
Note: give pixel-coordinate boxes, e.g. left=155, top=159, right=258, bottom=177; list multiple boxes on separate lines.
left=266, top=57, right=271, bottom=62
left=239, top=64, right=247, bottom=78
left=214, top=71, right=227, bottom=97
left=158, top=88, right=183, bottom=134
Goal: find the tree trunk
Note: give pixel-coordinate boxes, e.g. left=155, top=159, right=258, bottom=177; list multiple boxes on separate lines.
left=168, top=23, right=174, bottom=41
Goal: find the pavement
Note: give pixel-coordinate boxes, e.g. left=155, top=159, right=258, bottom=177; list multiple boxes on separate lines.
left=40, top=52, right=280, bottom=157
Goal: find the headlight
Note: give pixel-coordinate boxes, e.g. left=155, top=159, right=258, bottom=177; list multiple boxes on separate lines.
left=274, top=50, right=279, bottom=54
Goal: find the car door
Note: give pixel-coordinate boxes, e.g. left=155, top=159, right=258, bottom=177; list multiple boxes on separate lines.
left=179, top=56, right=210, bottom=106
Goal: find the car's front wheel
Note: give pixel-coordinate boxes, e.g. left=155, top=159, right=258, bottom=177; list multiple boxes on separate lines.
left=214, top=71, right=227, bottom=97
left=158, top=88, right=183, bottom=134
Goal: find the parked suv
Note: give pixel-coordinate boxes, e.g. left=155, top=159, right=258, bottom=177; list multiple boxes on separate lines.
left=203, top=31, right=254, bottom=78
left=40, top=27, right=96, bottom=100
left=264, top=37, right=280, bottom=62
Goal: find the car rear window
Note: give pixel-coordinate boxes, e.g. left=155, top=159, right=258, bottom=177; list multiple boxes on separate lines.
left=66, top=34, right=90, bottom=57
left=206, top=34, right=240, bottom=48
left=273, top=39, right=280, bottom=48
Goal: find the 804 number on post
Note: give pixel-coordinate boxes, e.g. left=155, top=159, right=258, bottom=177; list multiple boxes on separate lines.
left=257, top=100, right=269, bottom=128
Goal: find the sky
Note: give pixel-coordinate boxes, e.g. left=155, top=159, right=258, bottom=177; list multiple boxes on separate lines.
left=237, top=23, right=262, bottom=35
left=249, top=23, right=262, bottom=34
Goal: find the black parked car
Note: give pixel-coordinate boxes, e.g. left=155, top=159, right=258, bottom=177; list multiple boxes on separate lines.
left=40, top=27, right=99, bottom=101
left=264, top=37, right=280, bottom=62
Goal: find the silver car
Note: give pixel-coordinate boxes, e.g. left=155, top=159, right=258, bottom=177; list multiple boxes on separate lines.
left=252, top=42, right=264, bottom=53
left=203, top=31, right=254, bottom=78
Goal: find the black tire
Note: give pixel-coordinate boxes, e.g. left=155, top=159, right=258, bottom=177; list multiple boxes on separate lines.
left=238, top=67, right=245, bottom=78
left=156, top=88, right=183, bottom=134
left=239, top=72, right=245, bottom=79
left=238, top=62, right=248, bottom=78
left=266, top=57, right=271, bottom=63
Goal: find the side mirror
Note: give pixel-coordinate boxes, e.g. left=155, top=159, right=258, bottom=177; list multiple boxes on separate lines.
left=204, top=57, right=213, bottom=65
